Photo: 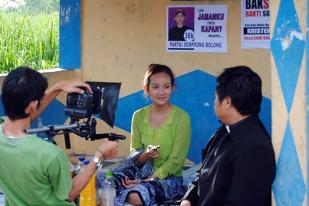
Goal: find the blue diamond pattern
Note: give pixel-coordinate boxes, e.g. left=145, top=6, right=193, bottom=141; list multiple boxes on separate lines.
left=31, top=99, right=67, bottom=127
left=0, top=98, right=67, bottom=141
left=0, top=98, right=67, bottom=127
left=114, top=70, right=271, bottom=163
left=307, top=0, right=309, bottom=205
left=115, top=90, right=149, bottom=132
left=273, top=122, right=306, bottom=206
left=271, top=0, right=305, bottom=112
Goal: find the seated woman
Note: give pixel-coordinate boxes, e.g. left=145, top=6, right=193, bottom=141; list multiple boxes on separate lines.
left=97, top=64, right=191, bottom=206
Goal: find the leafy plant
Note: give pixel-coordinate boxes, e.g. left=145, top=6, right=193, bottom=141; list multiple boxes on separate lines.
left=0, top=1, right=59, bottom=73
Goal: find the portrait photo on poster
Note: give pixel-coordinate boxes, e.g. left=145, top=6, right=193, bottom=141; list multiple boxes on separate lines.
left=166, top=5, right=228, bottom=53
left=167, top=7, right=195, bottom=42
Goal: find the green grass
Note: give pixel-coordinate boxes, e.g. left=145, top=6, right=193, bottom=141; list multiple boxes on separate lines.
left=0, top=11, right=59, bottom=73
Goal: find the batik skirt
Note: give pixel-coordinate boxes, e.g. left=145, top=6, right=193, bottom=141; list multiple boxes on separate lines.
left=96, top=151, right=185, bottom=206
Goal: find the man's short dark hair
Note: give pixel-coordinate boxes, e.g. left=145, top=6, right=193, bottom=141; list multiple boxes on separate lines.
left=2, top=66, right=48, bottom=120
left=175, top=9, right=186, bottom=16
left=216, top=66, right=262, bottom=115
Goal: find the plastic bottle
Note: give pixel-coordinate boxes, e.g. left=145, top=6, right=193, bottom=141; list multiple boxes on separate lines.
left=0, top=186, right=4, bottom=205
left=99, top=171, right=116, bottom=206
left=79, top=160, right=96, bottom=206
left=75, top=156, right=85, bottom=175
left=37, top=117, right=49, bottom=142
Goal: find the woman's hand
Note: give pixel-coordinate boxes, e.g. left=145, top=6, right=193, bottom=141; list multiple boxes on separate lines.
left=121, top=174, right=158, bottom=188
left=180, top=200, right=191, bottom=206
left=135, top=145, right=160, bottom=166
left=122, top=176, right=138, bottom=188
left=142, top=175, right=157, bottom=182
left=145, top=145, right=160, bottom=159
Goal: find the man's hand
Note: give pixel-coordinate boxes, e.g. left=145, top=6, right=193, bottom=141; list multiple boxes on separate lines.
left=68, top=140, right=118, bottom=201
left=95, top=140, right=118, bottom=160
left=31, top=80, right=93, bottom=121
left=53, top=80, right=92, bottom=94
left=180, top=200, right=191, bottom=206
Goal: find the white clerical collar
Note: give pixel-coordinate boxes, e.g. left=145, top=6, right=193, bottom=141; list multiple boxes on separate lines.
left=225, top=125, right=231, bottom=133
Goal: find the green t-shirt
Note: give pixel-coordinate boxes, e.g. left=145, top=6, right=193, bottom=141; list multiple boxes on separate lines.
left=130, top=105, right=191, bottom=179
left=0, top=125, right=74, bottom=206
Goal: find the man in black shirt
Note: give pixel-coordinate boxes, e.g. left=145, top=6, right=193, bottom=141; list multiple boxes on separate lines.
left=180, top=66, right=276, bottom=206
left=169, top=9, right=192, bottom=41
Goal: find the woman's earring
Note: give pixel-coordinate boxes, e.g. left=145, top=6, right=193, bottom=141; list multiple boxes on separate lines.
left=146, top=96, right=150, bottom=104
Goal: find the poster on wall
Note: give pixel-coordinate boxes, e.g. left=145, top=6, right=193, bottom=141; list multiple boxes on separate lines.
left=166, top=5, right=228, bottom=53
left=241, top=0, right=270, bottom=49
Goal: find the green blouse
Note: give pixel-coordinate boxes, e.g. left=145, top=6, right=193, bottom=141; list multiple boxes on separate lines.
left=130, top=104, right=191, bottom=179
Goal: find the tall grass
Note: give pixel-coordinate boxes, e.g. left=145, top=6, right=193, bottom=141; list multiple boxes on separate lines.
left=0, top=11, right=59, bottom=73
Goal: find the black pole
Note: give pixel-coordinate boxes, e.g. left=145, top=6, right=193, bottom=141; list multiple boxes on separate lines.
left=64, top=133, right=71, bottom=149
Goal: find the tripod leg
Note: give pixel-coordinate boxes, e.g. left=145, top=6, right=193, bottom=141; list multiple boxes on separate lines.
left=64, top=133, right=71, bottom=149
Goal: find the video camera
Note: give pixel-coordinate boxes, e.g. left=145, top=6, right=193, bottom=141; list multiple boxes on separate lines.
left=26, top=82, right=126, bottom=148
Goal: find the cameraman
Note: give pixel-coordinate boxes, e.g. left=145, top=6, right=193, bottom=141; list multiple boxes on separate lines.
left=0, top=66, right=118, bottom=205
